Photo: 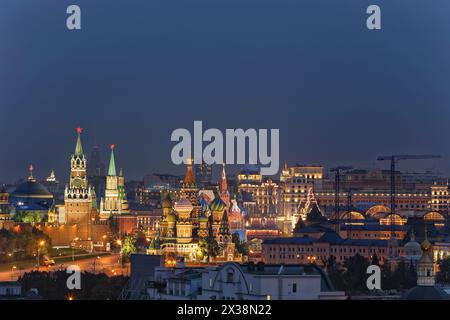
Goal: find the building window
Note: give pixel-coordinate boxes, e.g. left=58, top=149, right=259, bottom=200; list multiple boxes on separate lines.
left=292, top=283, right=297, bottom=293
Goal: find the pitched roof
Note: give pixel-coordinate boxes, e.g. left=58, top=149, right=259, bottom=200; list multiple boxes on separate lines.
left=75, top=128, right=84, bottom=156
left=108, top=145, right=117, bottom=176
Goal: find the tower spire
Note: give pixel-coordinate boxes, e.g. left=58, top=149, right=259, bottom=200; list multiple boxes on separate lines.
left=220, top=162, right=228, bottom=192
left=219, top=210, right=230, bottom=236
left=183, top=158, right=195, bottom=186
left=75, top=127, right=84, bottom=156
left=28, top=164, right=35, bottom=181
left=219, top=162, right=230, bottom=208
left=108, top=144, right=117, bottom=176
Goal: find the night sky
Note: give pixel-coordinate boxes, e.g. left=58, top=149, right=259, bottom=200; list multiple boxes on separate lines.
left=1, top=0, right=449, bottom=183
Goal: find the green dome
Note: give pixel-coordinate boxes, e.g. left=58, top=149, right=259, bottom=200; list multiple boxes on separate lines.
left=210, top=196, right=226, bottom=212
left=166, top=212, right=176, bottom=222
left=12, top=180, right=53, bottom=198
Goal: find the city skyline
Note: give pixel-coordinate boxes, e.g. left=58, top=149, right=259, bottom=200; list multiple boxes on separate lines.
left=1, top=0, right=450, bottom=182
left=1, top=128, right=446, bottom=186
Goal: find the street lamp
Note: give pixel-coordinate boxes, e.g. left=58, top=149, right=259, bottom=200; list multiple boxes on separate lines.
left=11, top=266, right=17, bottom=281
left=92, top=255, right=101, bottom=273
left=36, top=240, right=45, bottom=269
left=307, top=255, right=316, bottom=264
left=72, top=237, right=79, bottom=261
left=116, top=239, right=123, bottom=269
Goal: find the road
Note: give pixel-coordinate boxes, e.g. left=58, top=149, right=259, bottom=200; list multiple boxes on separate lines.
left=0, top=253, right=129, bottom=281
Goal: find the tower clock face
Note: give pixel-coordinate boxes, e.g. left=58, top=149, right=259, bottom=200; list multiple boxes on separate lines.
left=72, top=177, right=82, bottom=188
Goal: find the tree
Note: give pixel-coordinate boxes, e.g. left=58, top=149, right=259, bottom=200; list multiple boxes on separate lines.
left=121, top=236, right=137, bottom=262
left=341, top=254, right=370, bottom=295
left=371, top=253, right=380, bottom=266
left=197, top=236, right=222, bottom=263
left=232, top=232, right=248, bottom=256
left=0, top=228, right=51, bottom=263
left=379, top=260, right=416, bottom=291
left=324, top=255, right=345, bottom=291
left=380, top=261, right=395, bottom=290
left=19, top=270, right=128, bottom=300
left=436, top=257, right=450, bottom=284
left=13, top=211, right=44, bottom=223
left=404, top=262, right=417, bottom=288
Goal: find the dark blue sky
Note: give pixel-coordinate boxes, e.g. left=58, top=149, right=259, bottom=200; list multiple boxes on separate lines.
left=1, top=0, right=449, bottom=183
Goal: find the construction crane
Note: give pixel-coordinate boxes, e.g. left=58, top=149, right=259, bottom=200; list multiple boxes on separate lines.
left=343, top=187, right=363, bottom=239
left=377, top=154, right=441, bottom=237
left=330, top=166, right=353, bottom=222
left=346, top=187, right=353, bottom=239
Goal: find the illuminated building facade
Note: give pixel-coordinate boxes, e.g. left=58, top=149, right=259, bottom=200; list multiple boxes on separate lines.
left=254, top=178, right=279, bottom=216
left=236, top=166, right=280, bottom=239
left=430, top=182, right=450, bottom=212
left=0, top=186, right=10, bottom=220
left=316, top=168, right=447, bottom=217
left=262, top=231, right=402, bottom=266
left=243, top=178, right=281, bottom=241
left=136, top=208, right=162, bottom=235
left=42, top=169, right=60, bottom=195
left=315, top=192, right=431, bottom=217
left=278, top=164, right=324, bottom=234
left=237, top=165, right=262, bottom=195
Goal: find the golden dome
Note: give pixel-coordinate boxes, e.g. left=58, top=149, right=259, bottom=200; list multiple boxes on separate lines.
left=161, top=193, right=173, bottom=209
left=421, top=238, right=432, bottom=252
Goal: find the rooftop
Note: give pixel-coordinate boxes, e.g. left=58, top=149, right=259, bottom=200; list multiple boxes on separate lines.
left=403, top=286, right=450, bottom=300
left=264, top=232, right=389, bottom=247
left=12, top=180, right=53, bottom=198
left=0, top=281, right=21, bottom=287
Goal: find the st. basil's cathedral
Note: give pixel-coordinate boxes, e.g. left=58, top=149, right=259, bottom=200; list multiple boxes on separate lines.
left=152, top=160, right=244, bottom=263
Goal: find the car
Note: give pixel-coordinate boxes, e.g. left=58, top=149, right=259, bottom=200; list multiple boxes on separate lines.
left=42, top=259, right=56, bottom=267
